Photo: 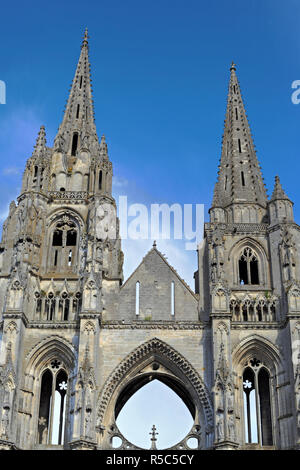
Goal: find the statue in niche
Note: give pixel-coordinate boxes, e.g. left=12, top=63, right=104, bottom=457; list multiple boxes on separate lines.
left=280, top=228, right=296, bottom=282
left=216, top=386, right=224, bottom=412
left=216, top=414, right=224, bottom=441
left=81, top=132, right=90, bottom=150
left=84, top=408, right=92, bottom=438
left=227, top=387, right=234, bottom=413
left=17, top=203, right=27, bottom=233
left=211, top=231, right=225, bottom=283
left=96, top=245, right=103, bottom=263
left=75, top=382, right=83, bottom=413
left=1, top=406, right=10, bottom=439
left=227, top=415, right=235, bottom=441
left=211, top=262, right=217, bottom=283
left=54, top=134, right=65, bottom=152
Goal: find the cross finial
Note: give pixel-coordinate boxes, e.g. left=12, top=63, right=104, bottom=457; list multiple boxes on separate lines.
left=230, top=61, right=236, bottom=72
left=150, top=424, right=158, bottom=449
left=153, top=240, right=157, bottom=248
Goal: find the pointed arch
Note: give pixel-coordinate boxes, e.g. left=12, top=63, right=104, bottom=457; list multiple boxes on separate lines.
left=96, top=338, right=213, bottom=429
left=228, top=237, right=269, bottom=287
left=232, top=334, right=282, bottom=374
left=25, top=335, right=76, bottom=376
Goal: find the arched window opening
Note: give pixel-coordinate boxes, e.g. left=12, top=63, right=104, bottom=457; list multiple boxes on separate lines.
left=66, top=230, right=77, bottom=246
left=72, top=292, right=82, bottom=316
left=239, top=248, right=259, bottom=285
left=71, top=132, right=78, bottom=156
left=38, top=369, right=53, bottom=444
left=98, top=170, right=103, bottom=190
left=35, top=293, right=42, bottom=318
left=76, top=104, right=80, bottom=119
left=40, top=168, right=44, bottom=190
left=241, top=171, right=245, bottom=186
left=135, top=281, right=140, bottom=316
left=52, top=230, right=63, bottom=247
left=79, top=76, right=83, bottom=89
left=38, top=367, right=68, bottom=446
left=243, top=367, right=258, bottom=444
left=235, top=108, right=238, bottom=120
left=242, top=360, right=273, bottom=447
left=238, top=138, right=242, bottom=153
left=52, top=370, right=68, bottom=445
left=45, top=293, right=55, bottom=321
left=68, top=250, right=72, bottom=267
left=258, top=368, right=273, bottom=446
left=171, top=281, right=175, bottom=316
left=242, top=304, right=248, bottom=322
left=59, top=292, right=70, bottom=321
left=116, top=377, right=194, bottom=449
left=49, top=220, right=78, bottom=273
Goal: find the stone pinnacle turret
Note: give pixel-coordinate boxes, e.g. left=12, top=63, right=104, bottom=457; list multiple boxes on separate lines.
left=270, top=175, right=291, bottom=202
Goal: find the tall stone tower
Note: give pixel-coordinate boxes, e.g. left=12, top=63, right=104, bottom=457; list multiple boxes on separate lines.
left=0, top=35, right=299, bottom=450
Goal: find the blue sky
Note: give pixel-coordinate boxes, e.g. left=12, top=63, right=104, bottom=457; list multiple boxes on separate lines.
left=1, top=1, right=300, bottom=289
left=0, top=0, right=299, bottom=447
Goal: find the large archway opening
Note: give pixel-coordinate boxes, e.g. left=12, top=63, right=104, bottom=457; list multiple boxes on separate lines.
left=115, top=375, right=195, bottom=449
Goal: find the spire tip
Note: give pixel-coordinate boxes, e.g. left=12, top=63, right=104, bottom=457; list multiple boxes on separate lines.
left=230, top=61, right=236, bottom=72
left=82, top=28, right=89, bottom=48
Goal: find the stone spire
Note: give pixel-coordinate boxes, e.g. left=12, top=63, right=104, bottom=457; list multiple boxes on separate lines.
left=211, top=62, right=268, bottom=213
left=54, top=28, right=99, bottom=156
left=270, top=175, right=291, bottom=202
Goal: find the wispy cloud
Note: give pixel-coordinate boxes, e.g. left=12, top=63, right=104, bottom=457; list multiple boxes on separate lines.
left=2, top=167, right=22, bottom=176
left=112, top=176, right=129, bottom=188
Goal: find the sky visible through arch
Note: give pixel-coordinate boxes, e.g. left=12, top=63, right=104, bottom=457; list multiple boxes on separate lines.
left=0, top=0, right=299, bottom=447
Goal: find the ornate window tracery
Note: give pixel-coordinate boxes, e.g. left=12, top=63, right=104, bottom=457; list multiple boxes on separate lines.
left=49, top=218, right=78, bottom=273
left=242, top=359, right=273, bottom=446
left=33, top=290, right=81, bottom=321
left=239, top=247, right=259, bottom=285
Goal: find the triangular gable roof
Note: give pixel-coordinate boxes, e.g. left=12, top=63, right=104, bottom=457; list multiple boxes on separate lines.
left=121, top=244, right=197, bottom=299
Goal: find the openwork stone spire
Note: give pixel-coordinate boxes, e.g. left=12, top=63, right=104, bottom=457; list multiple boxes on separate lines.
left=211, top=62, right=267, bottom=210
left=54, top=28, right=99, bottom=156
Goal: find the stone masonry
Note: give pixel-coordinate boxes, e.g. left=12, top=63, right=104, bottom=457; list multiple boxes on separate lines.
left=0, top=31, right=299, bottom=450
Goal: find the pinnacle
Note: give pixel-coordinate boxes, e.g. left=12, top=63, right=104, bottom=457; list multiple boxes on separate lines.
left=100, top=135, right=108, bottom=157
left=270, top=175, right=290, bottom=201
left=33, top=125, right=47, bottom=156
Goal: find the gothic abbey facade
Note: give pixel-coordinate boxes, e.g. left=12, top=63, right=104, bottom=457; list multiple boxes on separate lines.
left=0, top=30, right=299, bottom=450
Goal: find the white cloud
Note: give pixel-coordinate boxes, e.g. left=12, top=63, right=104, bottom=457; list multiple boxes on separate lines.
left=2, top=167, right=22, bottom=176
left=112, top=176, right=129, bottom=188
